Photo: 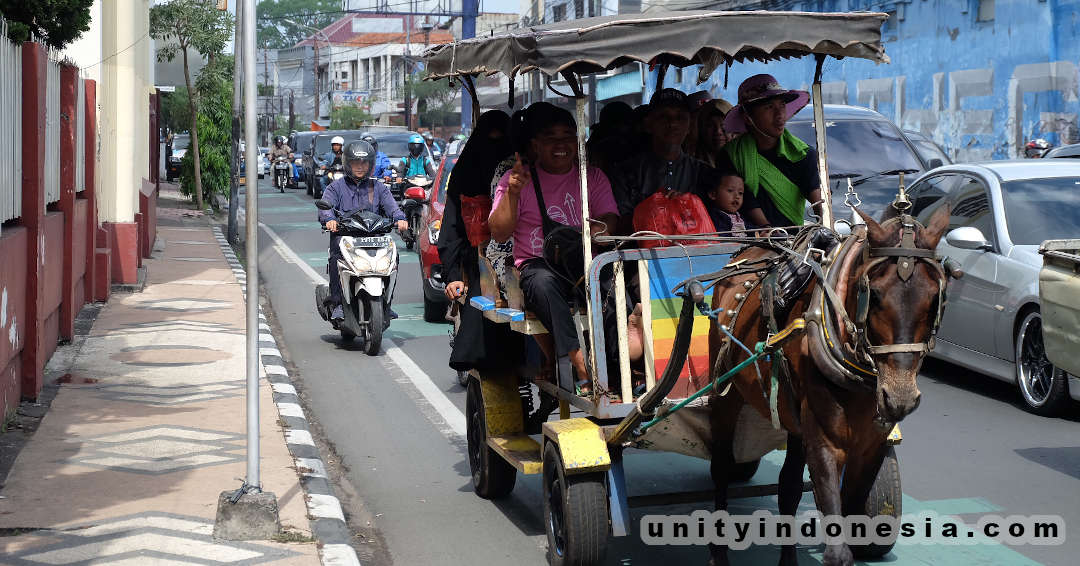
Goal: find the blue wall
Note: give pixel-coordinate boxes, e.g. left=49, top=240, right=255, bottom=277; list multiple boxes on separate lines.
left=652, top=0, right=1080, bottom=160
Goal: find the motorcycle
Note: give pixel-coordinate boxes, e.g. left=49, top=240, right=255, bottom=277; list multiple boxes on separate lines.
left=315, top=162, right=345, bottom=199
left=313, top=199, right=399, bottom=355
left=273, top=155, right=290, bottom=192
left=399, top=175, right=433, bottom=251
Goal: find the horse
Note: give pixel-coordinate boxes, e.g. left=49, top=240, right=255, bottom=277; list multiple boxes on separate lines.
left=705, top=202, right=952, bottom=566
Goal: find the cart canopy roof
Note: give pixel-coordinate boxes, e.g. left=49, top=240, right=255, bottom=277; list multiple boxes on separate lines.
left=422, top=10, right=889, bottom=81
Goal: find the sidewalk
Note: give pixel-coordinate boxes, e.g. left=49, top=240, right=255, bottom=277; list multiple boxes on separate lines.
left=0, top=188, right=324, bottom=564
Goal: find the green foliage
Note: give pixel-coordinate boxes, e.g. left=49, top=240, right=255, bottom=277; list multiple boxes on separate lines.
left=179, top=55, right=233, bottom=207
left=330, top=103, right=375, bottom=130
left=0, top=0, right=93, bottom=50
left=151, top=0, right=233, bottom=69
left=160, top=88, right=192, bottom=135
left=257, top=0, right=339, bottom=49
left=407, top=71, right=458, bottom=128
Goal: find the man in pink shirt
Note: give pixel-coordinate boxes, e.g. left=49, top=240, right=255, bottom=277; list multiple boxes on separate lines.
left=489, top=103, right=619, bottom=392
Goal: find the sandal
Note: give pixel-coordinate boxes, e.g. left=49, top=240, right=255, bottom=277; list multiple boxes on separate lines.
left=575, top=379, right=593, bottom=396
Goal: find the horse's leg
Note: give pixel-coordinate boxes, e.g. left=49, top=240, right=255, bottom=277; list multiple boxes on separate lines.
left=708, top=395, right=742, bottom=566
left=840, top=442, right=887, bottom=517
left=777, top=433, right=806, bottom=566
left=800, top=414, right=853, bottom=566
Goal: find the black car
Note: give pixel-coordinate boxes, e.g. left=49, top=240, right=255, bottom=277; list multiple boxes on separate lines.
left=904, top=129, right=952, bottom=168
left=166, top=134, right=190, bottom=181
left=786, top=104, right=929, bottom=222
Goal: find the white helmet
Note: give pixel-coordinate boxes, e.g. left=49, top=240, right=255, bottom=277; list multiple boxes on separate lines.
left=330, top=135, right=345, bottom=146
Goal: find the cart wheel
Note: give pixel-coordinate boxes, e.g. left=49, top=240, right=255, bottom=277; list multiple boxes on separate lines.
left=850, top=445, right=901, bottom=559
left=466, top=378, right=517, bottom=498
left=729, top=458, right=760, bottom=483
left=543, top=442, right=608, bottom=566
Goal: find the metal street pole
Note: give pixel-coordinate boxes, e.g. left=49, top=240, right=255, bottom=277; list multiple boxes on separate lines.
left=228, top=1, right=242, bottom=245
left=243, top=0, right=261, bottom=491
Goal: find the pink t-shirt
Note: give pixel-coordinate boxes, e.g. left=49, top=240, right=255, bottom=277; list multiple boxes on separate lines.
left=491, top=165, right=618, bottom=267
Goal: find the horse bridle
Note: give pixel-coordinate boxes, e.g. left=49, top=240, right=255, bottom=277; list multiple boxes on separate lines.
left=848, top=213, right=949, bottom=368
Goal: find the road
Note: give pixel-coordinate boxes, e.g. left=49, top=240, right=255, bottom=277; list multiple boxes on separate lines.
left=240, top=175, right=1080, bottom=566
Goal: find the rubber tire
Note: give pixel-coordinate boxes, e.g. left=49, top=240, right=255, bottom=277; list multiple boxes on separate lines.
left=423, top=295, right=445, bottom=323
left=1015, top=309, right=1071, bottom=416
left=364, top=299, right=383, bottom=356
left=543, top=442, right=608, bottom=566
left=850, top=445, right=901, bottom=560
left=466, top=378, right=517, bottom=498
left=729, top=458, right=761, bottom=483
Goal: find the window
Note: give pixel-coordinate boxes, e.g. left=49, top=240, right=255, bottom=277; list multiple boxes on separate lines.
left=977, top=0, right=995, bottom=22
left=552, top=4, right=566, bottom=22
left=341, top=71, right=348, bottom=79
left=574, top=0, right=584, bottom=19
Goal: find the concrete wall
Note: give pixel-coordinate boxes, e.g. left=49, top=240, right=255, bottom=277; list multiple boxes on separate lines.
left=654, top=0, right=1080, bottom=160
left=0, top=227, right=27, bottom=415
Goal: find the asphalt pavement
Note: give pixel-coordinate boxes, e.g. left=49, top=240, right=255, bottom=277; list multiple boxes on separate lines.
left=240, top=175, right=1080, bottom=566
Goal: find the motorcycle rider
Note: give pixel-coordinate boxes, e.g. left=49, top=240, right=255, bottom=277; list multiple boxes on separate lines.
left=361, top=133, right=393, bottom=181
left=320, top=141, right=408, bottom=322
left=320, top=135, right=346, bottom=192
left=1025, top=138, right=1051, bottom=158
left=393, top=133, right=436, bottom=178
left=269, top=135, right=294, bottom=184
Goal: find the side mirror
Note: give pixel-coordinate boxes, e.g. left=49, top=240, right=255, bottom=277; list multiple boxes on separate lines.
left=945, top=227, right=991, bottom=251
left=314, top=199, right=333, bottom=210
left=928, top=158, right=943, bottom=169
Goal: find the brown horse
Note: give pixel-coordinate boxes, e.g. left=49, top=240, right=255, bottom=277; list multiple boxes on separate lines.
left=706, top=204, right=952, bottom=566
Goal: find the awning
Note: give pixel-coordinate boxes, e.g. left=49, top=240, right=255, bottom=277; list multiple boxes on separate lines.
left=422, top=10, right=889, bottom=82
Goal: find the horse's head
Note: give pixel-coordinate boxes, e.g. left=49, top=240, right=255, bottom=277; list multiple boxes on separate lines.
left=854, top=204, right=951, bottom=426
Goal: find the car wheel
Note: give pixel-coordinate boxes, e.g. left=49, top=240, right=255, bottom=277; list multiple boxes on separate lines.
left=1015, top=309, right=1071, bottom=416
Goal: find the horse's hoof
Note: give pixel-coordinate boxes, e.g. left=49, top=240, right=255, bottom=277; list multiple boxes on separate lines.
left=822, top=544, right=854, bottom=566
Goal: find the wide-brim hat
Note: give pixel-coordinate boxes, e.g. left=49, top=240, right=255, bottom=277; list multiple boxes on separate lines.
left=723, top=73, right=810, bottom=134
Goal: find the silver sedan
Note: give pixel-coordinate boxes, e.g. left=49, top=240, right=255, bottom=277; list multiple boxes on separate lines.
left=905, top=160, right=1080, bottom=415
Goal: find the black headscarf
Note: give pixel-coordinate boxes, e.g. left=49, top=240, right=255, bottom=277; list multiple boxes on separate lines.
left=446, top=110, right=511, bottom=199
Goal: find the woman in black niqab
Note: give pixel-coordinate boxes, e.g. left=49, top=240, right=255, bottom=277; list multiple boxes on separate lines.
left=437, top=110, right=524, bottom=373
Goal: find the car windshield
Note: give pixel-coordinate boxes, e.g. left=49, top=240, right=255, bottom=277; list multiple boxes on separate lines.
left=378, top=135, right=423, bottom=158
left=314, top=134, right=361, bottom=154
left=173, top=135, right=190, bottom=150
left=786, top=119, right=923, bottom=178
left=1001, top=177, right=1080, bottom=245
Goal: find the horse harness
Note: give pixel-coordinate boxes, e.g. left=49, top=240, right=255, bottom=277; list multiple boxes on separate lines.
left=701, top=214, right=951, bottom=428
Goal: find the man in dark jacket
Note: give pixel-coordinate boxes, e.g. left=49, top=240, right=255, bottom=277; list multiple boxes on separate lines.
left=319, top=141, right=407, bottom=321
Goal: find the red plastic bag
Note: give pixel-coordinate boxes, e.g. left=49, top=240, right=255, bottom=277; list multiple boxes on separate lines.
left=632, top=190, right=716, bottom=248
left=460, top=194, right=493, bottom=247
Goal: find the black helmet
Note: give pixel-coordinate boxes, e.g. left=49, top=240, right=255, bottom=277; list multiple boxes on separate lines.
left=1025, top=138, right=1051, bottom=158
left=343, top=140, right=376, bottom=182
left=274, top=135, right=285, bottom=146
left=360, top=134, right=378, bottom=150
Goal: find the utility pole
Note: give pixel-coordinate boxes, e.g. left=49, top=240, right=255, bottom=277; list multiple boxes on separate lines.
left=530, top=0, right=540, bottom=107
left=228, top=0, right=242, bottom=245
left=404, top=11, right=412, bottom=130
left=288, top=90, right=295, bottom=132
left=461, top=0, right=478, bottom=128
left=313, top=40, right=321, bottom=121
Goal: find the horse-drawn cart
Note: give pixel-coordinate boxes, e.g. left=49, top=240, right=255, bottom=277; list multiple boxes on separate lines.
left=424, top=11, right=938, bottom=566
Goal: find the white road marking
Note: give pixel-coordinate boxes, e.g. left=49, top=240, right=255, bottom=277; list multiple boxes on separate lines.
left=322, top=544, right=364, bottom=566
left=261, top=222, right=467, bottom=438
left=307, top=494, right=346, bottom=521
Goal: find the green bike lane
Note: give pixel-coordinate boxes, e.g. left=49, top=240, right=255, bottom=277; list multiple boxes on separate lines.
left=245, top=180, right=1077, bottom=565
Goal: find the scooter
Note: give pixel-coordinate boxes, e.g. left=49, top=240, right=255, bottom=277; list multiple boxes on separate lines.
left=400, top=175, right=433, bottom=251
left=313, top=199, right=399, bottom=355
left=315, top=162, right=345, bottom=199
left=273, top=156, right=290, bottom=192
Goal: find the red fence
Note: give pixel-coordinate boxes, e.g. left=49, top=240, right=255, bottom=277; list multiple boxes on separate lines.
left=0, top=40, right=158, bottom=415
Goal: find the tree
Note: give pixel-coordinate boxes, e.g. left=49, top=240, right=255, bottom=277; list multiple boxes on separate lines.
left=257, top=0, right=338, bottom=49
left=407, top=71, right=458, bottom=129
left=180, top=55, right=233, bottom=207
left=151, top=0, right=233, bottom=212
left=0, top=1, right=93, bottom=50
left=330, top=103, right=375, bottom=130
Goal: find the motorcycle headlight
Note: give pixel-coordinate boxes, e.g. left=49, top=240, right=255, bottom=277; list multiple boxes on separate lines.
left=428, top=220, right=441, bottom=245
left=350, top=249, right=373, bottom=271
left=376, top=256, right=392, bottom=272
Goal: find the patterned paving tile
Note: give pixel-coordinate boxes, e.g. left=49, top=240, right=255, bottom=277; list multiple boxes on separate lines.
left=3, top=512, right=300, bottom=565
left=109, top=345, right=233, bottom=367
left=133, top=298, right=234, bottom=312
left=65, top=426, right=244, bottom=475
left=109, top=320, right=242, bottom=336
left=89, top=381, right=245, bottom=405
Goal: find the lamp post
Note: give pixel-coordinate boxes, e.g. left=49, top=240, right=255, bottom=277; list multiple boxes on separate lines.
left=284, top=18, right=332, bottom=123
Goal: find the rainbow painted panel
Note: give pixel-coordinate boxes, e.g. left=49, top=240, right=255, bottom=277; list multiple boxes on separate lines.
left=646, top=253, right=731, bottom=399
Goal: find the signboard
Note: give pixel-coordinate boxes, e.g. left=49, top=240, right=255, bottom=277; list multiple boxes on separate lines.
left=331, top=90, right=373, bottom=106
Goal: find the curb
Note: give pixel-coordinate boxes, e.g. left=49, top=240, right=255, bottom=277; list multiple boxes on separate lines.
left=213, top=227, right=362, bottom=566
